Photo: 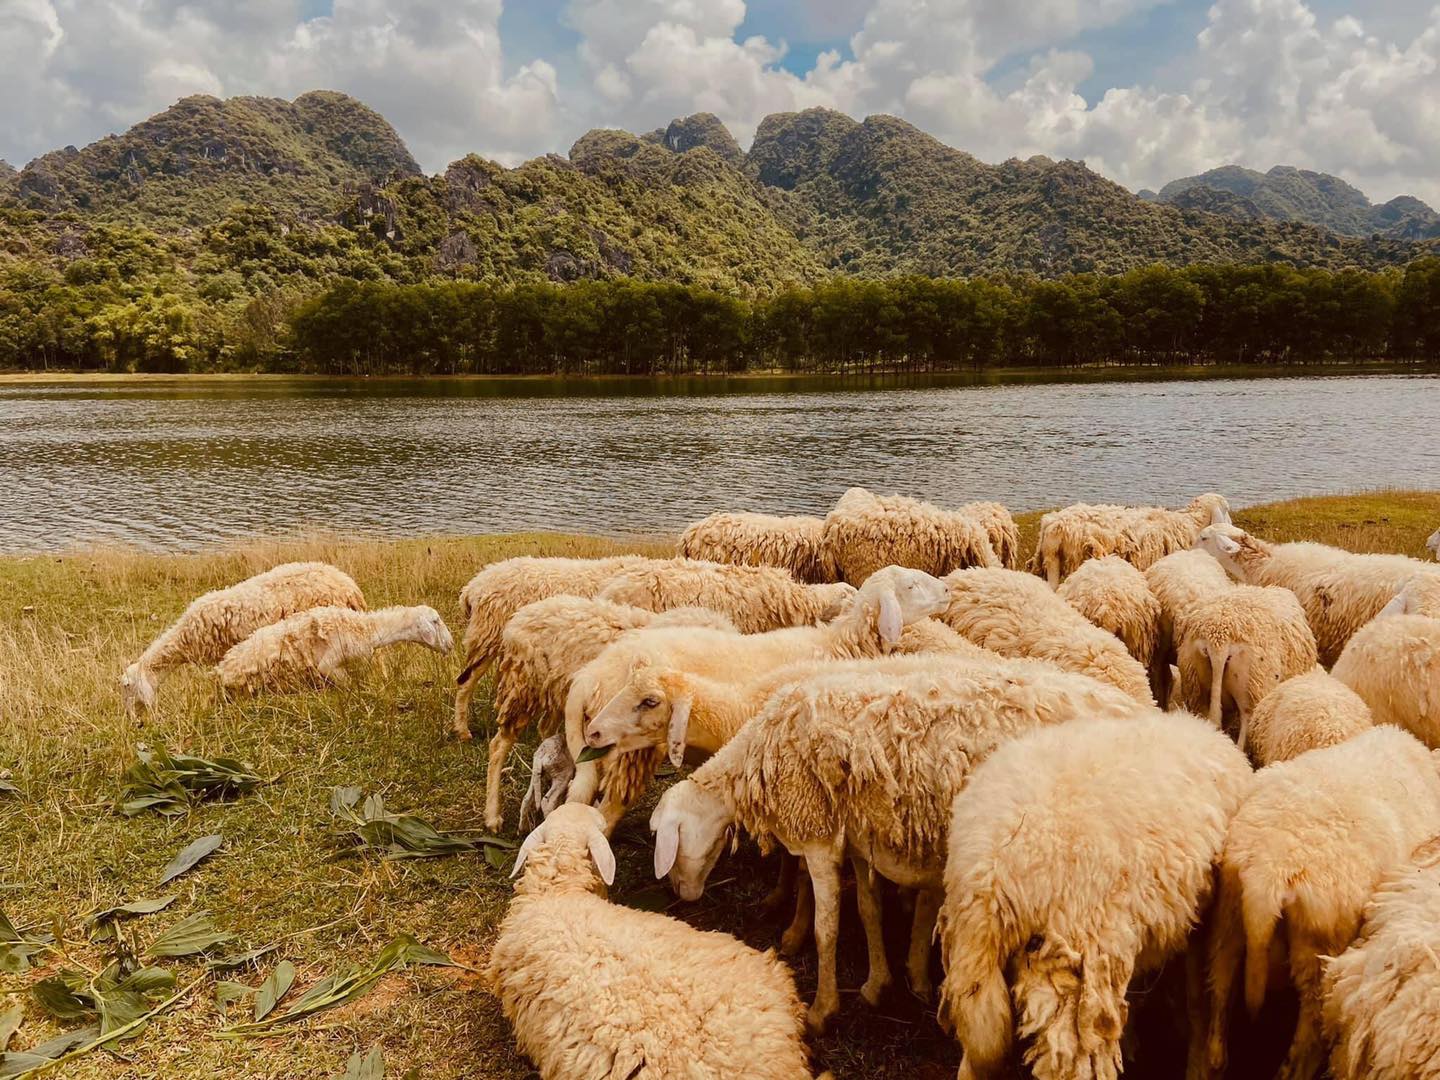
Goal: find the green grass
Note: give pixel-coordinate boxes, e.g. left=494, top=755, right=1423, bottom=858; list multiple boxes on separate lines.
left=2, top=494, right=1438, bottom=1078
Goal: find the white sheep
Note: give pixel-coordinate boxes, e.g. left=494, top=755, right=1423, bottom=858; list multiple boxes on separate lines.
left=1055, top=555, right=1162, bottom=672
left=647, top=657, right=1157, bottom=1033
left=1027, top=492, right=1231, bottom=587
left=1196, top=523, right=1440, bottom=666
left=1203, top=725, right=1440, bottom=1080
left=1144, top=549, right=1234, bottom=706
left=937, top=712, right=1250, bottom=1080
left=215, top=605, right=452, bottom=694
left=1243, top=669, right=1372, bottom=766
left=121, top=561, right=366, bottom=716
left=820, top=487, right=1001, bottom=585
left=1322, top=836, right=1440, bottom=1080
left=517, top=734, right=575, bottom=835
left=937, top=567, right=1156, bottom=705
left=1428, top=525, right=1439, bottom=560
left=678, top=511, right=838, bottom=583
left=486, top=804, right=826, bottom=1080
left=1380, top=572, right=1440, bottom=617
left=1332, top=606, right=1440, bottom=749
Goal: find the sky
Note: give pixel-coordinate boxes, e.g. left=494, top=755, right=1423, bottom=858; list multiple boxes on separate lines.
left=3, top=0, right=1439, bottom=205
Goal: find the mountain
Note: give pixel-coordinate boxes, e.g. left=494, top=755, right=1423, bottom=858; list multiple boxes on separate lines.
left=1154, top=165, right=1440, bottom=241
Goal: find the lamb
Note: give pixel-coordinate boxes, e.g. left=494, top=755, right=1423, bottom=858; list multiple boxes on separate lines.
left=647, top=658, right=1158, bottom=1033
left=483, top=597, right=737, bottom=830
left=1203, top=725, right=1440, bottom=1080
left=517, top=734, right=575, bottom=835
left=215, top=605, right=453, bottom=694
left=937, top=712, right=1250, bottom=1080
left=1244, top=669, right=1372, bottom=766
left=1144, top=549, right=1234, bottom=706
left=819, top=487, right=1001, bottom=585
left=1173, top=584, right=1318, bottom=749
left=937, top=567, right=1156, bottom=705
left=486, top=804, right=825, bottom=1080
left=1027, top=492, right=1231, bottom=587
left=121, top=561, right=366, bottom=715
left=1322, top=836, right=1440, bottom=1080
left=1332, top=605, right=1440, bottom=748
left=1056, top=555, right=1162, bottom=671
left=1196, top=523, right=1440, bottom=666
left=677, top=511, right=838, bottom=583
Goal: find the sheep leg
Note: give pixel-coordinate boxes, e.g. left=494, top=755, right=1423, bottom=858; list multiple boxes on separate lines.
left=1276, top=939, right=1327, bottom=1080
left=805, top=846, right=845, bottom=1034
left=452, top=667, right=481, bottom=741
left=762, top=852, right=797, bottom=913
left=851, top=855, right=893, bottom=1007
left=567, top=760, right=602, bottom=807
left=1205, top=863, right=1244, bottom=1078
left=1184, top=924, right=1209, bottom=1080
left=484, top=725, right=517, bottom=832
left=907, top=888, right=941, bottom=1000
left=779, top=862, right=812, bottom=956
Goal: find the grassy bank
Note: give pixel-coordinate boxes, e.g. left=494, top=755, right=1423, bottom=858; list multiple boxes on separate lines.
left=2, top=493, right=1437, bottom=1079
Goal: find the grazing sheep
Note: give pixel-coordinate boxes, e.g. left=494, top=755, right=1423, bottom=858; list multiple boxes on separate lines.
left=1332, top=608, right=1440, bottom=748
left=216, top=605, right=452, bottom=694
left=1322, top=836, right=1440, bottom=1080
left=1196, top=523, right=1440, bottom=666
left=1027, top=492, right=1231, bottom=587
left=820, top=487, right=1001, bottom=585
left=1204, top=726, right=1440, bottom=1080
left=487, top=804, right=824, bottom=1080
left=453, top=555, right=651, bottom=740
left=937, top=567, right=1156, bottom=705
left=121, top=561, right=366, bottom=715
left=678, top=511, right=838, bottom=583
left=956, top=500, right=1022, bottom=571
left=1428, top=526, right=1440, bottom=560
left=648, top=658, right=1157, bottom=1032
left=1244, top=669, right=1372, bottom=766
left=483, top=598, right=736, bottom=830
left=937, top=712, right=1250, bottom=1080
left=517, top=734, right=575, bottom=835
left=1174, top=584, right=1318, bottom=749
left=1056, top=555, right=1162, bottom=670
left=1144, top=549, right=1234, bottom=706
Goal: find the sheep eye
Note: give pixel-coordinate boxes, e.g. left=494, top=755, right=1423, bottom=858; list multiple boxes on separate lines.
left=1026, top=934, right=1044, bottom=953
left=640, top=697, right=660, bottom=710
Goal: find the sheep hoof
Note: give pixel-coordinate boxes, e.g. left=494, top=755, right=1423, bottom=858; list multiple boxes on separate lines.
left=907, top=975, right=933, bottom=1002
left=484, top=810, right=504, bottom=833
left=859, top=975, right=891, bottom=1007
left=805, top=1001, right=836, bottom=1036
left=453, top=724, right=473, bottom=742
left=779, top=926, right=808, bottom=956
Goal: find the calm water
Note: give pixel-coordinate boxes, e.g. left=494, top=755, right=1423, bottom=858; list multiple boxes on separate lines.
left=2, top=373, right=1437, bottom=554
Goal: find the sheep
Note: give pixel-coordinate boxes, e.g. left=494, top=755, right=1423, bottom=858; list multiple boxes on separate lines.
left=1244, top=669, right=1373, bottom=766
left=486, top=804, right=825, bottom=1080
left=937, top=712, right=1250, bottom=1080
left=517, top=734, right=575, bottom=835
left=483, top=598, right=737, bottom=830
left=1144, top=549, right=1234, bottom=706
left=1373, top=571, right=1440, bottom=618
left=1173, top=584, right=1318, bottom=749
left=936, top=567, right=1156, bottom=705
left=1196, top=523, right=1440, bottom=666
left=1322, top=836, right=1440, bottom=1080
left=1203, top=725, right=1440, bottom=1080
left=1056, top=555, right=1162, bottom=671
left=677, top=511, right=838, bottom=583
left=120, top=561, right=366, bottom=716
left=1027, top=492, right=1231, bottom=587
left=1332, top=607, right=1440, bottom=749
left=215, top=605, right=452, bottom=694
left=647, top=658, right=1158, bottom=1033
left=955, top=500, right=1022, bottom=571
left=565, top=565, right=953, bottom=830
left=453, top=555, right=652, bottom=740
left=819, top=487, right=1001, bottom=585
left=1429, top=525, right=1440, bottom=560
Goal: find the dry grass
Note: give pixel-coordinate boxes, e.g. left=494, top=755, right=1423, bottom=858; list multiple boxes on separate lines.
left=2, top=494, right=1436, bottom=1078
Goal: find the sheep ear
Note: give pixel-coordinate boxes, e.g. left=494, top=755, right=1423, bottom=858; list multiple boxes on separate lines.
left=510, top=823, right=546, bottom=879
left=667, top=696, right=693, bottom=768
left=654, top=818, right=679, bottom=879
left=1215, top=534, right=1241, bottom=555
left=1211, top=504, right=1231, bottom=525
left=1379, top=591, right=1410, bottom=617
left=878, top=590, right=903, bottom=647
left=587, top=827, right=616, bottom=886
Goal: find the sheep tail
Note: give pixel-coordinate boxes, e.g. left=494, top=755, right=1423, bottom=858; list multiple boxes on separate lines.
left=456, top=654, right=484, bottom=687
left=1241, top=874, right=1283, bottom=1018
left=1208, top=641, right=1231, bottom=729
left=940, top=900, right=1014, bottom=1074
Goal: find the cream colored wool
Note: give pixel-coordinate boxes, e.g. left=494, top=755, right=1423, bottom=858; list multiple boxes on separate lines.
left=956, top=500, right=1022, bottom=571
left=1196, top=523, right=1440, bottom=667
left=1333, top=611, right=1440, bottom=748
left=938, top=567, right=1156, bottom=705
left=1244, top=669, right=1372, bottom=765
left=1322, top=836, right=1440, bottom=1080
left=487, top=805, right=823, bottom=1080
left=650, top=657, right=1157, bottom=1033
left=1027, top=492, right=1230, bottom=587
left=1056, top=555, right=1162, bottom=669
left=819, top=487, right=1001, bottom=585
left=678, top=511, right=839, bottom=583
left=1204, top=726, right=1440, bottom=1080
left=938, top=713, right=1250, bottom=1080
left=216, top=605, right=452, bottom=694
left=121, top=561, right=366, bottom=715
left=1143, top=549, right=1234, bottom=706
left=482, top=598, right=736, bottom=830
left=1174, top=584, right=1317, bottom=747
left=1428, top=526, right=1439, bottom=560
left=453, top=555, right=654, bottom=739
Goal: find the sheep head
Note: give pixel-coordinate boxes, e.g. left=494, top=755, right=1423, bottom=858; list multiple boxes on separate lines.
left=1427, top=527, right=1439, bottom=560
left=650, top=779, right=734, bottom=901
left=583, top=656, right=693, bottom=766
left=1189, top=493, right=1232, bottom=526
left=855, top=566, right=952, bottom=646
left=1193, top=523, right=1254, bottom=579
left=809, top=581, right=858, bottom=621
left=510, top=803, right=615, bottom=894
left=1378, top=574, right=1440, bottom=619
left=120, top=663, right=156, bottom=717
left=406, top=606, right=454, bottom=654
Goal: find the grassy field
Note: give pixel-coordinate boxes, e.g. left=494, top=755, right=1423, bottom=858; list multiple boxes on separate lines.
left=2, top=492, right=1437, bottom=1079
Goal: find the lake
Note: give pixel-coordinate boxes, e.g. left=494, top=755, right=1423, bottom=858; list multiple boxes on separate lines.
left=2, top=372, right=1437, bottom=553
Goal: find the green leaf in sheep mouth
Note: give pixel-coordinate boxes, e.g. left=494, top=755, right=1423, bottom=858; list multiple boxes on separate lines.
left=576, top=745, right=612, bottom=764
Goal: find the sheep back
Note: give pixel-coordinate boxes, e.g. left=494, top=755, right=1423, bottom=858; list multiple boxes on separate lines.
left=677, top=512, right=837, bottom=583
left=1246, top=669, right=1372, bottom=766
left=1057, top=555, right=1162, bottom=667
left=821, top=487, right=999, bottom=586
left=1332, top=612, right=1440, bottom=748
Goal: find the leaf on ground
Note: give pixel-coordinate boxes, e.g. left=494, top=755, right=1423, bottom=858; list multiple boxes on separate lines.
left=0, top=1024, right=100, bottom=1079
left=84, top=895, right=177, bottom=931
left=336, top=789, right=479, bottom=860
left=32, top=977, right=92, bottom=1020
left=145, top=912, right=233, bottom=958
left=0, top=1003, right=21, bottom=1050
left=207, top=944, right=278, bottom=971
left=0, top=909, right=54, bottom=974
left=118, top=746, right=263, bottom=817
left=576, top=745, right=611, bottom=763
left=157, top=834, right=223, bottom=885
left=338, top=1045, right=385, bottom=1080
left=116, top=967, right=177, bottom=995
left=329, top=786, right=363, bottom=821
left=253, top=960, right=295, bottom=1021
left=214, top=980, right=254, bottom=1016
left=482, top=845, right=512, bottom=872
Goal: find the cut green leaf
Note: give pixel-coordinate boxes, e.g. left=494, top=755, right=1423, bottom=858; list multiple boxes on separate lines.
left=0, top=909, right=54, bottom=975
left=118, top=746, right=264, bottom=817
left=338, top=1045, right=385, bottom=1080
left=253, top=960, right=295, bottom=1021
left=207, top=944, right=278, bottom=971
left=0, top=1003, right=22, bottom=1050
left=576, top=744, right=612, bottom=764
left=84, top=895, right=177, bottom=931
left=0, top=1025, right=100, bottom=1079
left=145, top=912, right=233, bottom=958
left=32, top=977, right=93, bottom=1021
left=214, top=981, right=254, bottom=1016
left=333, top=788, right=482, bottom=860
left=157, top=834, right=223, bottom=885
